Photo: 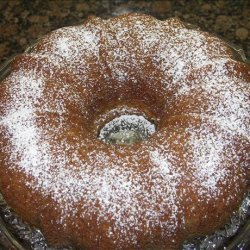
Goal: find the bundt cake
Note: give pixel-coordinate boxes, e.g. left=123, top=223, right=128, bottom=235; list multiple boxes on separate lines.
left=0, top=13, right=249, bottom=249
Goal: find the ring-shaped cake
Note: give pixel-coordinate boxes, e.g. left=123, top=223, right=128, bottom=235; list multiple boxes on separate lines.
left=0, top=13, right=249, bottom=249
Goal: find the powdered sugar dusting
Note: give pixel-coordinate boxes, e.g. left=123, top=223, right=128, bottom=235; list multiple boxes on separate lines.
left=188, top=126, right=229, bottom=193
left=0, top=13, right=249, bottom=248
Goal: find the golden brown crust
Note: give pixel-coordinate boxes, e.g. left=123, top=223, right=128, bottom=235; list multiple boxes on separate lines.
left=0, top=13, right=249, bottom=249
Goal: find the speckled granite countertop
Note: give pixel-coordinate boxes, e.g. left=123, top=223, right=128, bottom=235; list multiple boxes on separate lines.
left=0, top=0, right=249, bottom=65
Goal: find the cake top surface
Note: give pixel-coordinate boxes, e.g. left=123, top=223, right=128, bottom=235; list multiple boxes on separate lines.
left=0, top=13, right=249, bottom=246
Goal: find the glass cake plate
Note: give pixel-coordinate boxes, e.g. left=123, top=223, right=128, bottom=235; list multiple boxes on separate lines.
left=0, top=21, right=250, bottom=250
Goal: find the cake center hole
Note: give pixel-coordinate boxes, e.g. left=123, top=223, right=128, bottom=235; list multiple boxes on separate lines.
left=98, top=115, right=156, bottom=145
